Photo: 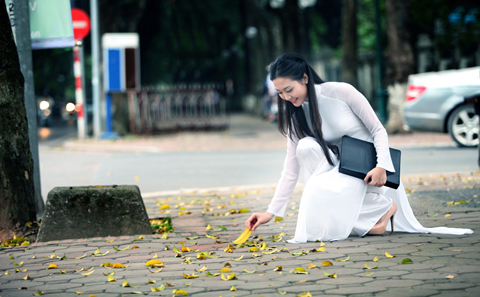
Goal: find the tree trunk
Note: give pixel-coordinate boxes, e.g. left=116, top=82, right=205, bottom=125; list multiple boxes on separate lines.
left=0, top=1, right=36, bottom=241
left=384, top=0, right=415, bottom=134
left=341, top=0, right=358, bottom=88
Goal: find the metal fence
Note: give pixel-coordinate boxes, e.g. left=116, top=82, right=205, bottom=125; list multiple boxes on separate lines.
left=127, top=84, right=228, bottom=134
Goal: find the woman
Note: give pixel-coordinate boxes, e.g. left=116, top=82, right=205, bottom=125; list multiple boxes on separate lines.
left=246, top=53, right=473, bottom=243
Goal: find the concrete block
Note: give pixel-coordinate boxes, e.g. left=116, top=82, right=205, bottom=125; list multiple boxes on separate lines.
left=37, top=185, right=152, bottom=242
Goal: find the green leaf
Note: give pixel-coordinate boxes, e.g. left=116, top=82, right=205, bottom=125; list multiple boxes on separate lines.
left=427, top=213, right=439, bottom=218
left=218, top=226, right=227, bottom=231
left=401, top=258, right=413, bottom=264
left=113, top=245, right=130, bottom=251
left=204, top=271, right=220, bottom=277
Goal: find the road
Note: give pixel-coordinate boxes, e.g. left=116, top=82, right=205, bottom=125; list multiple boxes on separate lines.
left=37, top=121, right=478, bottom=200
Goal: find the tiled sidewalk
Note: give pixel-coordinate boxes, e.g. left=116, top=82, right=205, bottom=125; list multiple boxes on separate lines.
left=1, top=172, right=479, bottom=297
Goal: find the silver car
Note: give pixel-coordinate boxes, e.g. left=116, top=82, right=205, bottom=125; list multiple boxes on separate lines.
left=403, top=67, right=479, bottom=147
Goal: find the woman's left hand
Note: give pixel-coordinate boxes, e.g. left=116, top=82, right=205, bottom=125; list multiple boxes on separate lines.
left=364, top=167, right=387, bottom=187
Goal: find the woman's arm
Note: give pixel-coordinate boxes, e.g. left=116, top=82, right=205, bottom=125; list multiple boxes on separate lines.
left=337, top=83, right=395, bottom=173
left=265, top=136, right=301, bottom=217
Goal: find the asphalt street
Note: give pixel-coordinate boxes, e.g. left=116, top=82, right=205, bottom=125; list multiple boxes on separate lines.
left=38, top=137, right=478, bottom=201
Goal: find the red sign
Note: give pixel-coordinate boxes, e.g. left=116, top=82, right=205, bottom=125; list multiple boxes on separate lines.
left=71, top=8, right=91, bottom=41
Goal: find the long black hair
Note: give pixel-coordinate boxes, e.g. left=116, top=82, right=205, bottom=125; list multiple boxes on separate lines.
left=270, top=53, right=338, bottom=166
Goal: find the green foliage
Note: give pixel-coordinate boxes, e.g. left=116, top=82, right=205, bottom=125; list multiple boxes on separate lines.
left=357, top=0, right=386, bottom=53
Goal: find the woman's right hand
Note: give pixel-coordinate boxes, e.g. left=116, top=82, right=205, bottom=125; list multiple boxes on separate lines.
left=246, top=212, right=274, bottom=231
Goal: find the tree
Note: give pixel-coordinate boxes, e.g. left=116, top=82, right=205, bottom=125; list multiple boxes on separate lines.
left=384, top=0, right=415, bottom=133
left=0, top=1, right=36, bottom=241
left=341, top=0, right=358, bottom=88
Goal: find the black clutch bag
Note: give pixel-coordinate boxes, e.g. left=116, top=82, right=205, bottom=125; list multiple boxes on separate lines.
left=339, top=135, right=401, bottom=189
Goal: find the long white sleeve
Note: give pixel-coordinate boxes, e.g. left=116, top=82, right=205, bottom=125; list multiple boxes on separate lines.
left=266, top=136, right=300, bottom=217
left=335, top=83, right=395, bottom=172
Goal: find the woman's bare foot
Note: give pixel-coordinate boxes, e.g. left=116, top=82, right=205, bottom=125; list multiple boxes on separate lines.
left=368, top=201, right=397, bottom=235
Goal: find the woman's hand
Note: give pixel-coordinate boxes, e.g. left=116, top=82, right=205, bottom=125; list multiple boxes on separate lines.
left=246, top=212, right=274, bottom=231
left=364, top=167, right=387, bottom=187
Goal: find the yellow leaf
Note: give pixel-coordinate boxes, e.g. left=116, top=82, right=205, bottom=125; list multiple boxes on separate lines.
left=249, top=247, right=259, bottom=252
left=133, top=235, right=144, bottom=242
left=59, top=270, right=66, bottom=274
left=5, top=271, right=10, bottom=275
left=181, top=244, right=193, bottom=253
left=113, top=245, right=130, bottom=251
left=252, top=253, right=263, bottom=259
left=231, top=255, right=244, bottom=261
left=364, top=272, right=374, bottom=276
left=320, top=241, right=326, bottom=247
left=219, top=267, right=231, bottom=273
left=261, top=249, right=278, bottom=255
left=373, top=256, right=379, bottom=262
left=151, top=286, right=161, bottom=292
left=230, top=285, right=237, bottom=291
left=145, top=260, right=165, bottom=267
left=445, top=214, right=452, bottom=217
left=107, top=273, right=116, bottom=282
left=47, top=264, right=58, bottom=269
left=100, top=262, right=113, bottom=268
left=195, top=265, right=208, bottom=272
left=122, top=279, right=140, bottom=288
left=21, top=241, right=30, bottom=246
left=153, top=253, right=158, bottom=258
left=335, top=255, right=349, bottom=262
left=290, top=267, right=308, bottom=274
left=148, top=279, right=156, bottom=284
left=238, top=208, right=250, bottom=213
left=364, top=262, right=379, bottom=269
left=183, top=273, right=199, bottom=279
left=445, top=275, right=455, bottom=279
left=244, top=267, right=257, bottom=273
left=106, top=239, right=114, bottom=243
left=279, top=290, right=287, bottom=294
left=385, top=251, right=396, bottom=258
left=149, top=268, right=163, bottom=273
left=297, top=292, right=313, bottom=297
left=32, top=290, right=43, bottom=296
left=112, top=263, right=125, bottom=268
left=161, top=233, right=168, bottom=239
left=274, top=216, right=284, bottom=222
left=206, top=224, right=213, bottom=230
left=322, top=261, right=333, bottom=266
left=23, top=274, right=30, bottom=280
left=69, top=253, right=87, bottom=259
left=81, top=270, right=94, bottom=276
left=307, top=263, right=316, bottom=269
left=232, top=228, right=252, bottom=245
left=221, top=272, right=237, bottom=281
left=75, top=290, right=86, bottom=294
left=273, top=266, right=282, bottom=271
left=172, top=289, right=188, bottom=295
left=131, top=245, right=140, bottom=249
left=25, top=221, right=33, bottom=227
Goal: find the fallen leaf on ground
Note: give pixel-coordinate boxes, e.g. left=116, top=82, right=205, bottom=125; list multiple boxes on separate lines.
left=243, top=267, right=257, bottom=273
left=290, top=267, right=308, bottom=274
left=307, top=263, right=316, bottom=269
left=401, top=258, right=413, bottom=264
left=324, top=270, right=337, bottom=278
left=364, top=262, right=379, bottom=269
left=445, top=275, right=455, bottom=279
left=113, top=245, right=130, bottom=251
left=297, top=292, right=312, bottom=297
left=445, top=214, right=452, bottom=217
left=145, top=260, right=165, bottom=268
left=47, top=264, right=58, bottom=269
left=149, top=268, right=163, bottom=273
left=335, top=255, right=349, bottom=262
left=231, top=255, right=243, bottom=261
left=364, top=272, right=374, bottom=276
left=385, top=251, right=396, bottom=258
left=221, top=272, right=238, bottom=280
left=183, top=272, right=199, bottom=279
left=195, top=265, right=208, bottom=272
left=322, top=261, right=333, bottom=266
left=122, top=279, right=140, bottom=288
left=81, top=270, right=94, bottom=276
left=172, top=289, right=188, bottom=296
left=373, top=256, right=379, bottom=262
left=230, top=285, right=237, bottom=291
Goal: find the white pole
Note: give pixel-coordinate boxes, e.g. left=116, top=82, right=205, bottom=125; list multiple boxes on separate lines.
left=90, top=0, right=101, bottom=138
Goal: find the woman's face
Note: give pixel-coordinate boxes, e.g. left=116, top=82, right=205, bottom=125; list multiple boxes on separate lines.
left=272, top=75, right=308, bottom=107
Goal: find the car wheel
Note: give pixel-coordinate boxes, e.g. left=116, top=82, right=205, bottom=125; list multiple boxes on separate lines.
left=447, top=105, right=479, bottom=147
